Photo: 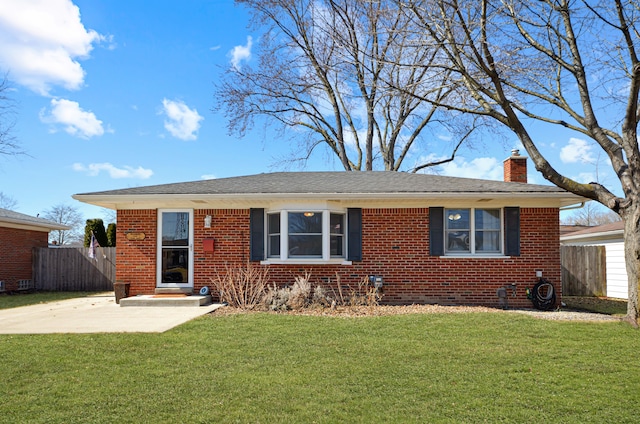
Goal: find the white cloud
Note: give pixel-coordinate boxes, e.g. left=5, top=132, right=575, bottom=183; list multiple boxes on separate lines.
left=420, top=155, right=504, bottom=180
left=560, top=137, right=595, bottom=164
left=72, top=162, right=153, bottom=179
left=201, top=174, right=216, bottom=180
left=572, top=172, right=597, bottom=184
left=229, top=36, right=253, bottom=70
left=440, top=157, right=504, bottom=180
left=0, top=0, right=105, bottom=95
left=40, top=98, right=104, bottom=139
left=161, top=98, right=203, bottom=141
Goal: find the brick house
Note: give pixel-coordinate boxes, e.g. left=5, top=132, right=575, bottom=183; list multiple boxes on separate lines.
left=73, top=152, right=583, bottom=308
left=0, top=208, right=69, bottom=292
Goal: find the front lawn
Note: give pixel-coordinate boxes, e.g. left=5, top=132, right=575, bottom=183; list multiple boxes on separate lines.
left=0, top=312, right=637, bottom=423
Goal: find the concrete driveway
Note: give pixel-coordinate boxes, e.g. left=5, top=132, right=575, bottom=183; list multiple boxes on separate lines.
left=0, top=293, right=222, bottom=334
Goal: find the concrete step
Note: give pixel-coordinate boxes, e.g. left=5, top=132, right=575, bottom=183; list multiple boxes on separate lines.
left=119, top=294, right=212, bottom=307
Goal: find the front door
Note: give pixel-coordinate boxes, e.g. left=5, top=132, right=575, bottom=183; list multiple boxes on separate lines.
left=157, top=210, right=193, bottom=289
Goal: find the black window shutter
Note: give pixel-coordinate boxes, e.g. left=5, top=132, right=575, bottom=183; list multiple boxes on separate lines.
left=249, top=208, right=265, bottom=261
left=504, top=207, right=520, bottom=256
left=347, top=208, right=362, bottom=261
left=429, top=207, right=444, bottom=256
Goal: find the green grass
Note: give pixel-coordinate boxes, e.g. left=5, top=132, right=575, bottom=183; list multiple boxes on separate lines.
left=0, top=291, right=95, bottom=310
left=0, top=312, right=638, bottom=423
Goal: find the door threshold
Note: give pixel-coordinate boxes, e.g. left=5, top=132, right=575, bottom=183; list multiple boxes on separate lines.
left=155, top=287, right=194, bottom=295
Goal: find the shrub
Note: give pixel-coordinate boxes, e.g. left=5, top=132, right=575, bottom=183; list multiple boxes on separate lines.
left=262, top=272, right=336, bottom=311
left=210, top=262, right=269, bottom=310
left=331, top=273, right=382, bottom=307
left=263, top=284, right=290, bottom=311
left=311, top=285, right=333, bottom=308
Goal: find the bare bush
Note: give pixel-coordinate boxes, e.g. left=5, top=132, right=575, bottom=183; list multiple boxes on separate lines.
left=262, top=271, right=338, bottom=311
left=331, top=273, right=382, bottom=307
left=210, top=262, right=269, bottom=310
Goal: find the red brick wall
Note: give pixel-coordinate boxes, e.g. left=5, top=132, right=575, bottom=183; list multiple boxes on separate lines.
left=116, top=207, right=561, bottom=308
left=116, top=210, right=158, bottom=295
left=0, top=227, right=49, bottom=290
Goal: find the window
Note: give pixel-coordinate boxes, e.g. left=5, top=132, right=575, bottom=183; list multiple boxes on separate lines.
left=445, top=208, right=502, bottom=255
left=288, top=212, right=323, bottom=257
left=267, top=212, right=281, bottom=258
left=330, top=213, right=345, bottom=257
left=253, top=209, right=354, bottom=262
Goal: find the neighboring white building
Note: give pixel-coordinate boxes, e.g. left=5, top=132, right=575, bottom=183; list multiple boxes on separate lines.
left=561, top=221, right=627, bottom=299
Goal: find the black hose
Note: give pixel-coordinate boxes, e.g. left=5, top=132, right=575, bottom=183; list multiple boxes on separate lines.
left=530, top=278, right=556, bottom=311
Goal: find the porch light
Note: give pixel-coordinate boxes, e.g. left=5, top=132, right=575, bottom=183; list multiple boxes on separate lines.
left=303, top=212, right=315, bottom=217
left=204, top=215, right=212, bottom=228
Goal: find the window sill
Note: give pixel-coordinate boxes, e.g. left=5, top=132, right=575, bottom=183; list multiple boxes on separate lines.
left=440, top=255, right=511, bottom=259
left=260, top=259, right=352, bottom=266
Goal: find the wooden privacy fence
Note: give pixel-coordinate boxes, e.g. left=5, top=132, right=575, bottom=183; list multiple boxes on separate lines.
left=33, top=247, right=116, bottom=291
left=561, top=245, right=606, bottom=297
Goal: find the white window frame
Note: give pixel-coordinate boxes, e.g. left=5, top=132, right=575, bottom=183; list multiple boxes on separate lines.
left=444, top=208, right=504, bottom=256
left=262, top=209, right=350, bottom=265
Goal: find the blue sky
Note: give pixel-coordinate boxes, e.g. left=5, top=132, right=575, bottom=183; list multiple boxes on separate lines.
left=0, top=0, right=613, bottom=222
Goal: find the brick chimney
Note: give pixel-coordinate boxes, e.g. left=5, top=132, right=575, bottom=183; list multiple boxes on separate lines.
left=503, top=149, right=527, bottom=183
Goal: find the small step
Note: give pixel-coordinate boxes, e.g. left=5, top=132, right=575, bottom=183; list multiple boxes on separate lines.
left=120, top=294, right=211, bottom=307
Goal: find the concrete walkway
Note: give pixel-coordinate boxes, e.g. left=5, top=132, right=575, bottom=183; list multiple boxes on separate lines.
left=0, top=292, right=223, bottom=334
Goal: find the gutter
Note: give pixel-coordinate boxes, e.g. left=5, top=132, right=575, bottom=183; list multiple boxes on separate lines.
left=559, top=201, right=585, bottom=211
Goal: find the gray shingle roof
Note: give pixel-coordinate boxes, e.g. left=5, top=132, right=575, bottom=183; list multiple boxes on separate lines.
left=0, top=208, right=70, bottom=230
left=561, top=220, right=624, bottom=238
left=75, top=171, right=568, bottom=196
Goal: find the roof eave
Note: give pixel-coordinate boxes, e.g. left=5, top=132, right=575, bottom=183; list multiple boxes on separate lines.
left=74, top=191, right=584, bottom=209
left=560, top=229, right=624, bottom=242
left=0, top=218, right=70, bottom=232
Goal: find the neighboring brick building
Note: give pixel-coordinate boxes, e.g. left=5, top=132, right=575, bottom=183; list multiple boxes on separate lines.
left=74, top=153, right=584, bottom=308
left=0, top=208, right=69, bottom=292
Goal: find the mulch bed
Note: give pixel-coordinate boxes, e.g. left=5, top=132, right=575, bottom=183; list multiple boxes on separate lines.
left=210, top=303, right=621, bottom=321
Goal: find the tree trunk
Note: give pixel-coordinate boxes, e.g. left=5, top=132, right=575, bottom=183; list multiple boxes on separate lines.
left=623, top=208, right=640, bottom=327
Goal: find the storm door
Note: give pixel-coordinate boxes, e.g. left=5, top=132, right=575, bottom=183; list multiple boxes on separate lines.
left=157, top=210, right=193, bottom=288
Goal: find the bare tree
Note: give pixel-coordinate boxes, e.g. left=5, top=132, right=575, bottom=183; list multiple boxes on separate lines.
left=0, top=192, right=17, bottom=210
left=42, top=203, right=84, bottom=245
left=0, top=75, right=23, bottom=158
left=407, top=0, right=640, bottom=324
left=215, top=0, right=476, bottom=171
left=562, top=201, right=622, bottom=226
